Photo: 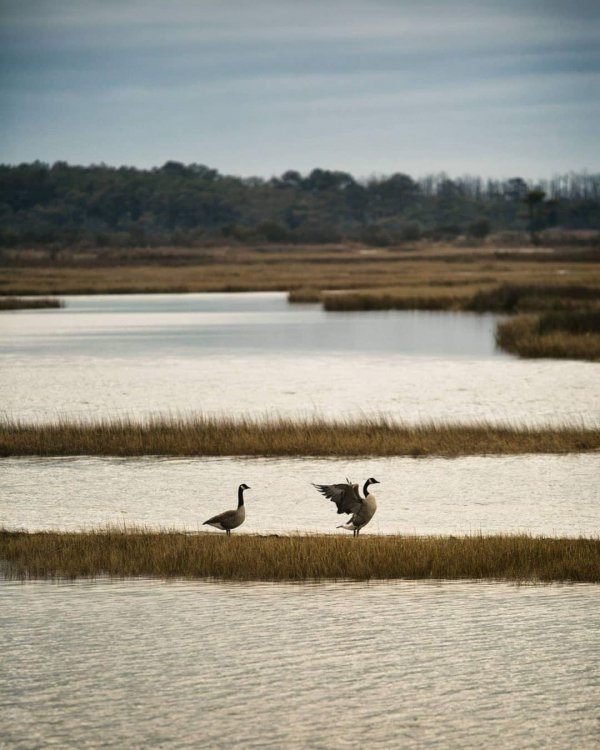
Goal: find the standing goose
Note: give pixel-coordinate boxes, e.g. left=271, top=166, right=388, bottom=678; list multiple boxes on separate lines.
left=203, top=483, right=250, bottom=535
left=313, top=477, right=380, bottom=536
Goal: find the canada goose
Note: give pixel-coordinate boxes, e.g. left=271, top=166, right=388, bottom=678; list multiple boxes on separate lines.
left=313, top=477, right=380, bottom=536
left=203, top=483, right=250, bottom=535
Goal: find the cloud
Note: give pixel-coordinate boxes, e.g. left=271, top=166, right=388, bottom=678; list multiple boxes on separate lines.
left=2, top=0, right=599, bottom=49
left=0, top=0, right=598, bottom=176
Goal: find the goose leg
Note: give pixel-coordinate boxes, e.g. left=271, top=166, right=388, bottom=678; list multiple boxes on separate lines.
left=226, top=529, right=230, bottom=537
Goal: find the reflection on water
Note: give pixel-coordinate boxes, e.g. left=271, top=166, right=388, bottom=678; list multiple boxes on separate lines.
left=2, top=454, right=598, bottom=536
left=0, top=292, right=503, bottom=357
left=2, top=578, right=598, bottom=749
left=0, top=293, right=598, bottom=425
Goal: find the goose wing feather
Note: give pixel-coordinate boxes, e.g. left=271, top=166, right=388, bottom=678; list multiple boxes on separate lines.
left=204, top=508, right=237, bottom=525
left=313, top=482, right=362, bottom=514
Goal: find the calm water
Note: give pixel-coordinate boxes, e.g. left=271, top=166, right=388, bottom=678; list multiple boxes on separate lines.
left=2, top=454, right=598, bottom=536
left=2, top=293, right=599, bottom=749
left=1, top=293, right=598, bottom=425
left=2, top=579, right=599, bottom=749
left=1, top=292, right=503, bottom=358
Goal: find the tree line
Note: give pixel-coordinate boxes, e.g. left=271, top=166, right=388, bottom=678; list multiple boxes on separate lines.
left=0, top=161, right=598, bottom=248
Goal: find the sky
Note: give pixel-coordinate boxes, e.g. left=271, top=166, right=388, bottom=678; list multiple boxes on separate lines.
left=0, top=0, right=599, bottom=180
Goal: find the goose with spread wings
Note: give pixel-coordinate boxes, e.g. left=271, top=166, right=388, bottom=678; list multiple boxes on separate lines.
left=313, top=477, right=380, bottom=535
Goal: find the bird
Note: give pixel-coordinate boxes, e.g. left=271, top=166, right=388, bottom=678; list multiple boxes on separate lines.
left=313, top=477, right=380, bottom=536
left=203, top=483, right=250, bottom=535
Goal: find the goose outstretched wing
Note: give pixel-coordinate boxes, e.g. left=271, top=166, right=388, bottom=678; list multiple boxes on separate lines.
left=313, top=481, right=362, bottom=515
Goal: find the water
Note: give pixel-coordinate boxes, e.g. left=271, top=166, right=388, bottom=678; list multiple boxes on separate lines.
left=0, top=292, right=502, bottom=358
left=2, top=454, right=598, bottom=536
left=1, top=293, right=598, bottom=425
left=1, top=578, right=598, bottom=749
left=2, top=293, right=599, bottom=748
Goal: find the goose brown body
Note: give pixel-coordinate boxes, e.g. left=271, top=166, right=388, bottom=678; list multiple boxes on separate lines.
left=203, top=483, right=250, bottom=535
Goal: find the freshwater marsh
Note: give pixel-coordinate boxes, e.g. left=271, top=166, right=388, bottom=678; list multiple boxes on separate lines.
left=2, top=289, right=599, bottom=750
left=1, top=292, right=598, bottom=425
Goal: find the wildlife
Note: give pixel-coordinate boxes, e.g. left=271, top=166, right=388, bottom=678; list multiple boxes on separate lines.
left=313, top=477, right=380, bottom=535
left=203, top=483, right=250, bottom=535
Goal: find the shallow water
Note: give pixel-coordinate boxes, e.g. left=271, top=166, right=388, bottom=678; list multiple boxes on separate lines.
left=2, top=292, right=599, bottom=749
left=1, top=292, right=503, bottom=358
left=1, top=578, right=598, bottom=749
left=1, top=293, right=598, bottom=425
left=2, top=454, right=598, bottom=536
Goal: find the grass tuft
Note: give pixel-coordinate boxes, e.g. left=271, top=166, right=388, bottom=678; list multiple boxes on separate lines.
left=287, top=287, right=322, bottom=303
left=496, top=315, right=600, bottom=361
left=1, top=415, right=599, bottom=457
left=2, top=529, right=598, bottom=582
left=465, top=284, right=600, bottom=313
left=0, top=296, right=63, bottom=310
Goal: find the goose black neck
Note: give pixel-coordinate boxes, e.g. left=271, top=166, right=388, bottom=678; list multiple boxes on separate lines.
left=238, top=486, right=245, bottom=507
left=363, top=480, right=371, bottom=497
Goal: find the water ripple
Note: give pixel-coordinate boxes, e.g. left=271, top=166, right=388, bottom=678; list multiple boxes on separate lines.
left=1, top=579, right=598, bottom=748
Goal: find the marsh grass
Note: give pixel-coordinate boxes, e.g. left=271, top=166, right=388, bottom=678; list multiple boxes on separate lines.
left=2, top=251, right=598, bottom=297
left=1, top=416, right=599, bottom=457
left=1, top=529, right=598, bottom=582
left=538, top=310, right=600, bottom=335
left=287, top=287, right=322, bottom=303
left=322, top=290, right=467, bottom=311
left=465, top=284, right=600, bottom=313
left=322, top=283, right=600, bottom=314
left=497, top=315, right=600, bottom=361
left=0, top=296, right=63, bottom=310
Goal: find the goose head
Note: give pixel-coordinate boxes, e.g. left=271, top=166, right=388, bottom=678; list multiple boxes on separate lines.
left=363, top=477, right=380, bottom=496
left=237, top=483, right=251, bottom=507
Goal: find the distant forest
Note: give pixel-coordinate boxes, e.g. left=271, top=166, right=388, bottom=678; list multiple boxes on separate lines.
left=1, top=161, right=599, bottom=248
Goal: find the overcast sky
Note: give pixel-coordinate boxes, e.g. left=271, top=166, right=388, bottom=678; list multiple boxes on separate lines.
left=1, top=0, right=598, bottom=179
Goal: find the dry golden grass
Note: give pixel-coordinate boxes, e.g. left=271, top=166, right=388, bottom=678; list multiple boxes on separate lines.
left=322, top=281, right=600, bottom=312
left=2, top=529, right=598, bottom=582
left=1, top=416, right=599, bottom=457
left=287, top=287, right=323, bottom=303
left=496, top=316, right=600, bottom=361
left=322, top=289, right=470, bottom=311
left=1, top=246, right=598, bottom=297
left=0, top=296, right=63, bottom=310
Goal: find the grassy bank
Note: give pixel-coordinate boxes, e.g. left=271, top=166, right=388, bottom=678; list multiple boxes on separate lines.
left=322, top=290, right=467, bottom=311
left=1, top=416, right=599, bottom=457
left=497, top=313, right=600, bottom=361
left=2, top=529, right=598, bottom=582
left=322, top=282, right=600, bottom=313
left=0, top=296, right=63, bottom=310
left=287, top=287, right=322, bottom=303
left=1, top=247, right=598, bottom=297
